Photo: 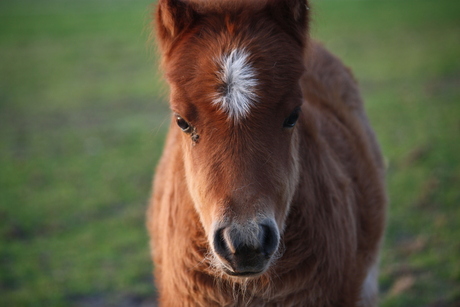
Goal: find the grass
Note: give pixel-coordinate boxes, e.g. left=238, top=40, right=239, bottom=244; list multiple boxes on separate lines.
left=0, top=0, right=459, bottom=306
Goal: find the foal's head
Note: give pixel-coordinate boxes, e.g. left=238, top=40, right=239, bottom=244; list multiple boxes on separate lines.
left=156, top=0, right=309, bottom=278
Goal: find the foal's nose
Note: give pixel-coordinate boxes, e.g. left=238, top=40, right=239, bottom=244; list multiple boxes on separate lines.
left=212, top=221, right=279, bottom=276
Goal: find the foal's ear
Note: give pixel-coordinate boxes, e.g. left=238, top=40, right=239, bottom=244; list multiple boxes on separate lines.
left=155, top=0, right=198, bottom=53
left=268, top=0, right=310, bottom=47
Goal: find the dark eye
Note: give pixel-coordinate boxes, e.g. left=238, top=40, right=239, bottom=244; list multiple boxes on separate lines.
left=283, top=107, right=301, bottom=128
left=176, top=115, right=191, bottom=133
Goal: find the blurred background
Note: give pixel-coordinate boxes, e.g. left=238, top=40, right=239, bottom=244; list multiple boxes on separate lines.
left=0, top=0, right=459, bottom=306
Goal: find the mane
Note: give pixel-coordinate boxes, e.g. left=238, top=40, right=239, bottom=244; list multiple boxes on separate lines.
left=185, top=0, right=271, bottom=13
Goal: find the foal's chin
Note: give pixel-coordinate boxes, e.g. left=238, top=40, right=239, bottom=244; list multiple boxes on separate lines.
left=212, top=255, right=275, bottom=280
left=223, top=267, right=266, bottom=278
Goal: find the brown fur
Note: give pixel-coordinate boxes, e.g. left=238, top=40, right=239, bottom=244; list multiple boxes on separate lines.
left=148, top=0, right=386, bottom=306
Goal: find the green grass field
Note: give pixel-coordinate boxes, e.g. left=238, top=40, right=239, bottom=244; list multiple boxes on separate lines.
left=1, top=0, right=459, bottom=306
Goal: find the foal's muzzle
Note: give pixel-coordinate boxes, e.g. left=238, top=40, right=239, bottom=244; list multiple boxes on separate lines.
left=212, top=219, right=279, bottom=277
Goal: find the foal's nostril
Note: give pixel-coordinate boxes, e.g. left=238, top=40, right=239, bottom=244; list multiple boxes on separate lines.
left=213, top=228, right=229, bottom=258
left=261, top=224, right=279, bottom=257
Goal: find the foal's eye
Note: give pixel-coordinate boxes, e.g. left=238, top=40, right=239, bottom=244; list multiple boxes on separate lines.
left=283, top=107, right=301, bottom=128
left=176, top=115, right=191, bottom=133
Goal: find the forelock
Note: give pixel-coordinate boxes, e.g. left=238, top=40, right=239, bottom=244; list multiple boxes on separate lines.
left=212, top=49, right=258, bottom=122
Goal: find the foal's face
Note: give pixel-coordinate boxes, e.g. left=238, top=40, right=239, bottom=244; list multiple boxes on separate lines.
left=170, top=38, right=304, bottom=278
left=157, top=0, right=309, bottom=278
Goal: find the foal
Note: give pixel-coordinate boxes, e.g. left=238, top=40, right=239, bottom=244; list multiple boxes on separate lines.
left=148, top=0, right=386, bottom=306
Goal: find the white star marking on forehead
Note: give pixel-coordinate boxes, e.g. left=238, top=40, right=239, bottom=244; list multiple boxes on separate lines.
left=212, top=49, right=258, bottom=121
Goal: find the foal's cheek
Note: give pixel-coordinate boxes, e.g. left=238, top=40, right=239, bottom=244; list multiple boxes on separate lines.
left=272, top=138, right=301, bottom=228
left=184, top=163, right=220, bottom=232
